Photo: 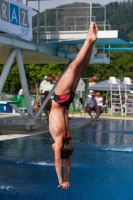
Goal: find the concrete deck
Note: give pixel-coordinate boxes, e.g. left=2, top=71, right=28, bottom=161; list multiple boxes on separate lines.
left=0, top=113, right=133, bottom=141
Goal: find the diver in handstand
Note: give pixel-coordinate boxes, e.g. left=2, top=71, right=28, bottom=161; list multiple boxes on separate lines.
left=49, top=22, right=98, bottom=189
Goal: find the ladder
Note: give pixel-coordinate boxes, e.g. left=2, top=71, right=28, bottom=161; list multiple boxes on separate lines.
left=123, top=77, right=133, bottom=116
left=107, top=77, right=123, bottom=116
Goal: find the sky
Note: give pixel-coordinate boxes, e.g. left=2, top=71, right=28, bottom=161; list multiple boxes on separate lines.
left=17, top=0, right=126, bottom=11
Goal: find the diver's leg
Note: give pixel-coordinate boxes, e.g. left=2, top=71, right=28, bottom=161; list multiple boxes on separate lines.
left=55, top=22, right=98, bottom=95
left=71, top=46, right=93, bottom=91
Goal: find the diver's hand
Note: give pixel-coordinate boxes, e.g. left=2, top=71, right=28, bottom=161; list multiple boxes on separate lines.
left=58, top=182, right=70, bottom=189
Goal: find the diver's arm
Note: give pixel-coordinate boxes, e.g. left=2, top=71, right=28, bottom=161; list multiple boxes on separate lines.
left=64, top=156, right=70, bottom=182
left=54, top=136, right=63, bottom=185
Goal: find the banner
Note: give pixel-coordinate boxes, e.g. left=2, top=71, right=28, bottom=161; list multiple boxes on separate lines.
left=0, top=0, right=32, bottom=41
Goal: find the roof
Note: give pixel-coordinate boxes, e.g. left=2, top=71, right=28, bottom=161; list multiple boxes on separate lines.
left=88, top=79, right=132, bottom=91
left=87, top=75, right=97, bottom=82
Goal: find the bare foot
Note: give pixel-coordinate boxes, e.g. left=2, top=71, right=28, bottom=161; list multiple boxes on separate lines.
left=87, top=22, right=98, bottom=43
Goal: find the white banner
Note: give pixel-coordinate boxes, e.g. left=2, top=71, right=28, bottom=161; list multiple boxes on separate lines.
left=0, top=0, right=32, bottom=41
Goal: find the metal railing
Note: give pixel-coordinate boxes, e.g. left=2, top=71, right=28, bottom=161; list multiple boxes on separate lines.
left=26, top=1, right=111, bottom=49
left=41, top=6, right=107, bottom=32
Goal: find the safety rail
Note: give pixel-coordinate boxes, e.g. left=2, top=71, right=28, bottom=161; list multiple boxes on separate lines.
left=31, top=5, right=108, bottom=34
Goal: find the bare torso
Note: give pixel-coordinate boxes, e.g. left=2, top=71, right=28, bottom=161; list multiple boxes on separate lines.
left=49, top=100, right=70, bottom=141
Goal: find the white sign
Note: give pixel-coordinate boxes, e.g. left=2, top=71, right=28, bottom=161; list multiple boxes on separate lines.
left=0, top=0, right=32, bottom=41
left=3, top=106, right=6, bottom=111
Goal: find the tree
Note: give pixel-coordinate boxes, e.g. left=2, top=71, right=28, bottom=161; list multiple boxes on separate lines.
left=0, top=64, right=66, bottom=94
left=96, top=52, right=133, bottom=81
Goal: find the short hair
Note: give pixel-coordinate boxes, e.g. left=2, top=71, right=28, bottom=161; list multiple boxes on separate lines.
left=44, top=91, right=49, bottom=95
left=91, top=91, right=95, bottom=95
left=61, top=140, right=74, bottom=159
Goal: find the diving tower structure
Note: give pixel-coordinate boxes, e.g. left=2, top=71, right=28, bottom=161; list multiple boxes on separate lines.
left=0, top=0, right=129, bottom=129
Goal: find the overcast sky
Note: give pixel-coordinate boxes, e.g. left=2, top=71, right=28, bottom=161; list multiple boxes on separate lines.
left=18, top=0, right=126, bottom=11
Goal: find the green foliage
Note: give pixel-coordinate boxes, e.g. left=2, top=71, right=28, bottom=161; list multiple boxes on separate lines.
left=0, top=64, right=65, bottom=93
left=82, top=64, right=99, bottom=78
left=95, top=52, right=133, bottom=82
left=106, top=0, right=133, bottom=38
left=0, top=65, right=20, bottom=93
left=25, top=63, right=64, bottom=85
left=1, top=52, right=133, bottom=93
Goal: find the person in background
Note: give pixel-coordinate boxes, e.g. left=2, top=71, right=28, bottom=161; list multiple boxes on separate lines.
left=95, top=91, right=104, bottom=118
left=88, top=90, right=93, bottom=98
left=86, top=91, right=99, bottom=120
left=34, top=101, right=40, bottom=115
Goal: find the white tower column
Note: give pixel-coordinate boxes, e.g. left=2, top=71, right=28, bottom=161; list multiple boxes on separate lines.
left=16, top=49, right=34, bottom=119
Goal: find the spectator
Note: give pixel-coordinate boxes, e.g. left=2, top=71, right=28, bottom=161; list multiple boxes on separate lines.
left=88, top=90, right=93, bottom=98
left=86, top=91, right=99, bottom=120
left=34, top=101, right=40, bottom=115
left=95, top=91, right=104, bottom=118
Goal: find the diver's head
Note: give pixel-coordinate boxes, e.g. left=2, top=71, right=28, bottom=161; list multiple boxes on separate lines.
left=52, top=140, right=74, bottom=159
left=61, top=140, right=74, bottom=159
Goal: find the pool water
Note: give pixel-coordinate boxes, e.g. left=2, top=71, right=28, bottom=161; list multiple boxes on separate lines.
left=0, top=119, right=133, bottom=200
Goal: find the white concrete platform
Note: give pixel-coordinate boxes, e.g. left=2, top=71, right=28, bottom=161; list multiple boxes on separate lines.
left=39, top=30, right=129, bottom=45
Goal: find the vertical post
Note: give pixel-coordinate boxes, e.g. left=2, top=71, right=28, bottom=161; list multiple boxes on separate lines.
left=104, top=6, right=106, bottom=30
left=87, top=14, right=88, bottom=29
left=90, top=0, right=92, bottom=24
left=110, top=83, right=112, bottom=116
left=109, top=45, right=110, bottom=60
left=56, top=9, right=58, bottom=31
left=45, top=10, right=47, bottom=32
left=0, top=49, right=17, bottom=93
left=74, top=17, right=76, bottom=31
left=125, top=84, right=127, bottom=116
left=37, top=10, right=39, bottom=45
left=103, top=45, right=105, bottom=62
left=64, top=17, right=66, bottom=31
left=16, top=49, right=34, bottom=119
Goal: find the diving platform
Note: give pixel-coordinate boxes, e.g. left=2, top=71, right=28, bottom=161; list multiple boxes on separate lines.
left=0, top=29, right=129, bottom=65
left=34, top=29, right=129, bottom=64
left=38, top=30, right=129, bottom=45
left=0, top=33, right=69, bottom=64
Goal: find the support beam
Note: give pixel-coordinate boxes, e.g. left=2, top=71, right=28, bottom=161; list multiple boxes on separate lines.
left=0, top=49, right=17, bottom=93
left=98, top=48, right=133, bottom=51
left=16, top=49, right=34, bottom=120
